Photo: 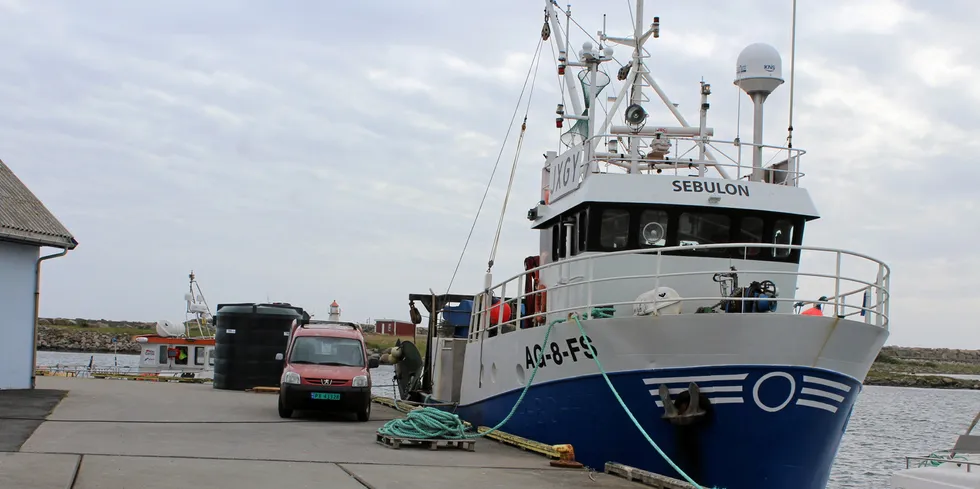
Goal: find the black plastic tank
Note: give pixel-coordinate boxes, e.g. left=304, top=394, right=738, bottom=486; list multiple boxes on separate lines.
left=212, top=302, right=308, bottom=391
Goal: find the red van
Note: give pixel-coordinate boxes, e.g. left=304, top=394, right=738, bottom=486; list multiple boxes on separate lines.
left=276, top=319, right=379, bottom=421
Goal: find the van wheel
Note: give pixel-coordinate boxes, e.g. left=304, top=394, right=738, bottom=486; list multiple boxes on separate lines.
left=356, top=400, right=370, bottom=422
left=278, top=397, right=293, bottom=419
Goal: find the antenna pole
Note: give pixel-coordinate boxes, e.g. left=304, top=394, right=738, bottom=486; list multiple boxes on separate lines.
left=628, top=0, right=645, bottom=172
left=787, top=0, right=797, bottom=152
left=588, top=48, right=599, bottom=162
left=698, top=81, right=710, bottom=177
left=751, top=92, right=766, bottom=181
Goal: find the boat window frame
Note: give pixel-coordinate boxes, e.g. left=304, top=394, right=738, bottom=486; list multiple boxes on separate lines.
left=553, top=202, right=808, bottom=263
left=174, top=346, right=189, bottom=365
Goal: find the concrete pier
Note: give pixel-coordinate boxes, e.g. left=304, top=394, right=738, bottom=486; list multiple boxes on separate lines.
left=0, top=377, right=644, bottom=488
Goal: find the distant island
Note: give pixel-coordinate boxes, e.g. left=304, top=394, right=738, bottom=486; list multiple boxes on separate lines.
left=35, top=318, right=980, bottom=390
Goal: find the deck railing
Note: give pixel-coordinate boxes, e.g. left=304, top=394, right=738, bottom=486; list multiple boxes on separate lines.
left=548, top=135, right=807, bottom=190
left=35, top=364, right=137, bottom=378
left=905, top=455, right=977, bottom=472
left=466, top=243, right=890, bottom=341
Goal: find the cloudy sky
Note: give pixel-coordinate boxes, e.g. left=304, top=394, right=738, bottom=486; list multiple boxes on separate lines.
left=3, top=0, right=976, bottom=348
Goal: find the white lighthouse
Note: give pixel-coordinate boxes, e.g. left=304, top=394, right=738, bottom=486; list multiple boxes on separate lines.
left=327, top=300, right=341, bottom=321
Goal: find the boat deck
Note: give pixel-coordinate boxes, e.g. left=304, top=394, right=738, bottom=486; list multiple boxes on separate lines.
left=0, top=377, right=648, bottom=489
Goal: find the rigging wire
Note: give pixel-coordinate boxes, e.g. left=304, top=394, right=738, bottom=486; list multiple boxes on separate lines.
left=488, top=38, right=545, bottom=271
left=444, top=37, right=545, bottom=294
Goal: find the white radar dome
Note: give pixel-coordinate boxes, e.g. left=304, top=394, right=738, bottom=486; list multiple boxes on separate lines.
left=156, top=319, right=184, bottom=338
left=734, top=43, right=784, bottom=95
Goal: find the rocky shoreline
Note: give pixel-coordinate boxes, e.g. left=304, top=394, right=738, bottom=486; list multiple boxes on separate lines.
left=864, top=370, right=980, bottom=390
left=36, top=323, right=400, bottom=364
left=38, top=324, right=144, bottom=354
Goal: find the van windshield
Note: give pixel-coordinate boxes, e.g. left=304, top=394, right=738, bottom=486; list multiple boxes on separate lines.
left=289, top=336, right=364, bottom=367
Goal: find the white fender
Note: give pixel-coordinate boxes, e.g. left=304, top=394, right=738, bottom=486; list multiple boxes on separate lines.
left=633, top=286, right=683, bottom=316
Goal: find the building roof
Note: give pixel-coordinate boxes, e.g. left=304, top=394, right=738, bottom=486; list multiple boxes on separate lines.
left=0, top=159, right=77, bottom=250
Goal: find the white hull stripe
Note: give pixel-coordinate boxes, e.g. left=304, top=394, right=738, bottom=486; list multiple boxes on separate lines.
left=800, top=387, right=845, bottom=403
left=642, top=374, right=748, bottom=385
left=655, top=397, right=744, bottom=407
left=650, top=385, right=743, bottom=396
left=796, top=399, right=838, bottom=413
left=802, top=375, right=851, bottom=393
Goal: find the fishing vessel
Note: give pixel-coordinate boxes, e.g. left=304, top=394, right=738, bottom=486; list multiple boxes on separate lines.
left=404, top=2, right=891, bottom=488
left=133, top=271, right=216, bottom=378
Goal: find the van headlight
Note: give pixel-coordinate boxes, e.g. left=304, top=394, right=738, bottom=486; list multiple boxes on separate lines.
left=282, top=371, right=301, bottom=385
left=352, top=375, right=368, bottom=387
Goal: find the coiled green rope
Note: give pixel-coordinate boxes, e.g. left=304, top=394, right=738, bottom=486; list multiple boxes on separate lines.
left=378, top=307, right=563, bottom=440
left=377, top=306, right=720, bottom=489
left=918, top=450, right=968, bottom=467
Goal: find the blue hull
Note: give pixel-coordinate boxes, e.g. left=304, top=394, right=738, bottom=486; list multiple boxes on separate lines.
left=454, top=365, right=859, bottom=489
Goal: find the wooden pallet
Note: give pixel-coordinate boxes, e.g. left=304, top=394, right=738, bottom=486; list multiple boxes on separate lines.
left=375, top=432, right=475, bottom=452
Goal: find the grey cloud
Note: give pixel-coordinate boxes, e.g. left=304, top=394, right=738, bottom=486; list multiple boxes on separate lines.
left=0, top=0, right=974, bottom=347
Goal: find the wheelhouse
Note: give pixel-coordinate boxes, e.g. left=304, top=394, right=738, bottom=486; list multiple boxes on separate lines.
left=542, top=203, right=810, bottom=264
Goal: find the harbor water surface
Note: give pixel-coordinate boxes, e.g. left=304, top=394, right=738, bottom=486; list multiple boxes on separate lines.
left=38, top=351, right=980, bottom=489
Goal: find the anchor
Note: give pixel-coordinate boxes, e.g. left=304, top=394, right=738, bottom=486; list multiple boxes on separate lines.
left=658, top=382, right=709, bottom=426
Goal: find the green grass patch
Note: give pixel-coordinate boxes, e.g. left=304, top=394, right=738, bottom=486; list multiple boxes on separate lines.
left=44, top=324, right=154, bottom=337
left=363, top=332, right=428, bottom=358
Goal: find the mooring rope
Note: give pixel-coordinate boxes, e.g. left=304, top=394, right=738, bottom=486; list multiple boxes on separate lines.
left=377, top=306, right=721, bottom=488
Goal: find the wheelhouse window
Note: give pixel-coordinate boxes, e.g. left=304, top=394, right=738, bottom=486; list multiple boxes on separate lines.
left=773, top=219, right=795, bottom=258
left=552, top=223, right=566, bottom=259
left=638, top=210, right=668, bottom=248
left=739, top=216, right=765, bottom=258
left=678, top=212, right=731, bottom=254
left=289, top=336, right=365, bottom=367
left=542, top=203, right=805, bottom=263
left=599, top=209, right=630, bottom=250
left=552, top=215, right=582, bottom=259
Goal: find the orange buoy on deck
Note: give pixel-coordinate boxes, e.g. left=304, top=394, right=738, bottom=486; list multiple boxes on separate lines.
left=488, top=301, right=512, bottom=325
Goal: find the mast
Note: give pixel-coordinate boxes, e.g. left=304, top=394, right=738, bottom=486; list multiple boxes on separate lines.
left=628, top=0, right=645, bottom=171
left=186, top=270, right=214, bottom=338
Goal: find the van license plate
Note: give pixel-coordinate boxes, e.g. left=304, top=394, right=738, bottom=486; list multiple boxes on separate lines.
left=311, top=392, right=340, bottom=400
